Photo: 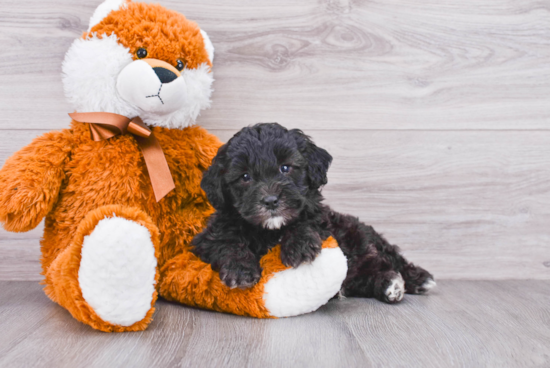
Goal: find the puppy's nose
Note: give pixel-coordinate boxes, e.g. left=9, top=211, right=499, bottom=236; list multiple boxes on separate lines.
left=153, top=67, right=178, bottom=84
left=262, top=195, right=279, bottom=210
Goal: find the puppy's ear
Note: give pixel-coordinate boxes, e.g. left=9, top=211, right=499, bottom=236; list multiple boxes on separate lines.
left=290, top=129, right=333, bottom=190
left=201, top=144, right=229, bottom=209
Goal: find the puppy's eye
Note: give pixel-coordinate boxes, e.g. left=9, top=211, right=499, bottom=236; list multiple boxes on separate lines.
left=241, top=173, right=251, bottom=182
left=136, top=48, right=148, bottom=59
left=280, top=165, right=291, bottom=174
left=176, top=59, right=186, bottom=71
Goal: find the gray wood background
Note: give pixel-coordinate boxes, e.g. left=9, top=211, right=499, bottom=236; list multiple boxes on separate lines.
left=1, top=0, right=549, bottom=280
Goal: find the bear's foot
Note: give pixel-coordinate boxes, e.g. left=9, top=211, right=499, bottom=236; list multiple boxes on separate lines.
left=263, top=241, right=347, bottom=317
left=159, top=236, right=348, bottom=318
left=79, top=214, right=157, bottom=327
left=44, top=205, right=160, bottom=332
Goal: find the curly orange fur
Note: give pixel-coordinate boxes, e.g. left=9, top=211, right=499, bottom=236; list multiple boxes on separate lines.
left=44, top=205, right=161, bottom=332
left=0, top=121, right=221, bottom=332
left=0, top=2, right=342, bottom=332
left=0, top=121, right=339, bottom=331
left=88, top=1, right=211, bottom=70
left=0, top=131, right=73, bottom=232
left=160, top=237, right=339, bottom=318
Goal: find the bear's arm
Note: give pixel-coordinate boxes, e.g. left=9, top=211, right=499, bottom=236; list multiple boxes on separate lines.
left=0, top=130, right=73, bottom=232
left=192, top=128, right=223, bottom=171
left=161, top=126, right=223, bottom=202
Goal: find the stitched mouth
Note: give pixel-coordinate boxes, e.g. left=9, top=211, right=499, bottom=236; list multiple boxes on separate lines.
left=145, top=84, right=164, bottom=104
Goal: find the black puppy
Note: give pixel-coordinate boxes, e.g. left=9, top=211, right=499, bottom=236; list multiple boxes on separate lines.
left=192, top=123, right=435, bottom=303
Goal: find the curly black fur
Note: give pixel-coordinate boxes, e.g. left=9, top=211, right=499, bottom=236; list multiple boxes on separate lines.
left=191, top=123, right=434, bottom=302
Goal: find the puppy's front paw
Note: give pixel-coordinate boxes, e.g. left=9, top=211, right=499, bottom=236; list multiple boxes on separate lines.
left=219, top=262, right=262, bottom=289
left=281, top=231, right=322, bottom=268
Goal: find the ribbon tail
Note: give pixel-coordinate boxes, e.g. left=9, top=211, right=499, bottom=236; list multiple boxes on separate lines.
left=134, top=134, right=176, bottom=202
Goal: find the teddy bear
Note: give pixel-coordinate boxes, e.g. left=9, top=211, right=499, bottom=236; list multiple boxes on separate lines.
left=0, top=0, right=347, bottom=332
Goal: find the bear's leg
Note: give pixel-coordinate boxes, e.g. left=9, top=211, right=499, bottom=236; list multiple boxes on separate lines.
left=159, top=237, right=348, bottom=318
left=43, top=205, right=160, bottom=332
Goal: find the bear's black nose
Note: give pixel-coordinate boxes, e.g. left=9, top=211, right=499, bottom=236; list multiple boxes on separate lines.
left=262, top=196, right=279, bottom=210
left=153, top=67, right=178, bottom=84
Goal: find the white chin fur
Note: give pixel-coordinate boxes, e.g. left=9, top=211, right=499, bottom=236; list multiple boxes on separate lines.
left=117, top=60, right=187, bottom=115
left=62, top=34, right=213, bottom=128
left=263, top=216, right=285, bottom=230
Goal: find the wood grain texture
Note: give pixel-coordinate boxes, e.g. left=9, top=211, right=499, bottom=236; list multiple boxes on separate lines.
left=2, top=129, right=549, bottom=280
left=0, top=0, right=548, bottom=131
left=1, top=0, right=550, bottom=280
left=0, top=280, right=548, bottom=367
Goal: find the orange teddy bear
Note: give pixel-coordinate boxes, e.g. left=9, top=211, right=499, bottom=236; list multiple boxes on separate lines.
left=0, top=0, right=347, bottom=332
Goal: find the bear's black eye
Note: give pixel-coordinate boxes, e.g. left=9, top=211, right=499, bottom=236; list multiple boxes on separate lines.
left=241, top=173, right=251, bottom=182
left=280, top=165, right=291, bottom=174
left=176, top=59, right=186, bottom=71
left=136, top=48, right=148, bottom=59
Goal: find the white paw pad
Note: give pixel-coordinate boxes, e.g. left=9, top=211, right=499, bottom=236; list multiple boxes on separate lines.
left=385, top=274, right=405, bottom=303
left=79, top=216, right=157, bottom=326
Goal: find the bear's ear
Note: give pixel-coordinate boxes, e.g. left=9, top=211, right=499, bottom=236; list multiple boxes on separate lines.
left=200, top=30, right=214, bottom=64
left=290, top=129, right=333, bottom=190
left=201, top=144, right=229, bottom=210
left=87, top=0, right=129, bottom=32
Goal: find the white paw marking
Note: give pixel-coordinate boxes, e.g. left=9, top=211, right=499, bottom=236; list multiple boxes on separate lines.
left=337, top=289, right=347, bottom=300
left=385, top=274, right=405, bottom=302
left=79, top=216, right=157, bottom=326
left=420, top=278, right=437, bottom=293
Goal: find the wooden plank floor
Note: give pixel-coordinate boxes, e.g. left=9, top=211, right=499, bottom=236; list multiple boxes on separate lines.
left=0, top=281, right=548, bottom=367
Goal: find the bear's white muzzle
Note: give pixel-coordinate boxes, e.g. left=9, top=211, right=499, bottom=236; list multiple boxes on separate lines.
left=117, top=59, right=187, bottom=115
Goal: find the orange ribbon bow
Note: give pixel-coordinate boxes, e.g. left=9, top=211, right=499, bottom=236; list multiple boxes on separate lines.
left=68, top=112, right=175, bottom=202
